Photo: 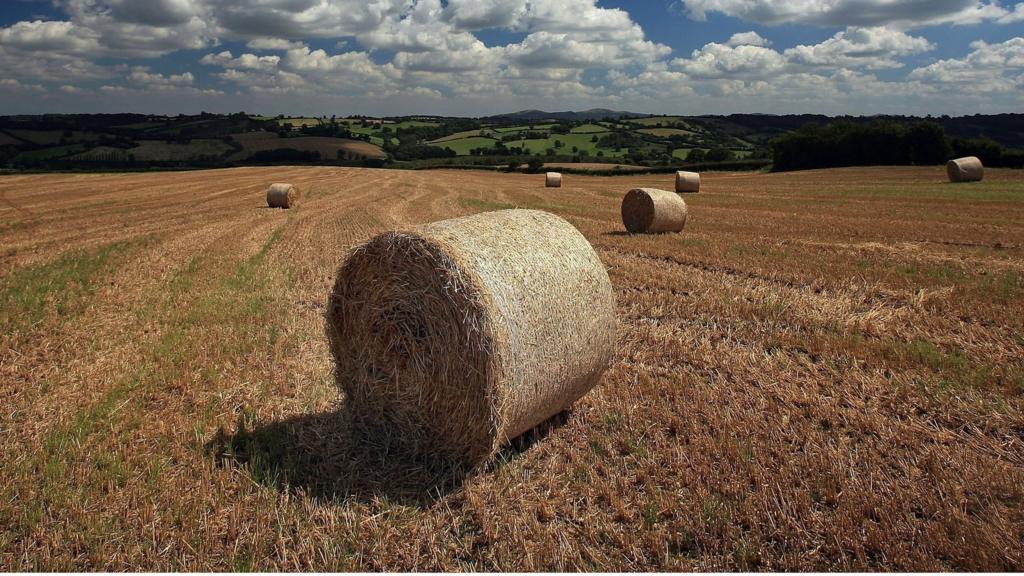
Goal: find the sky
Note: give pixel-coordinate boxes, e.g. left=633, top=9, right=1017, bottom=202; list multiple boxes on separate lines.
left=0, top=0, right=1022, bottom=117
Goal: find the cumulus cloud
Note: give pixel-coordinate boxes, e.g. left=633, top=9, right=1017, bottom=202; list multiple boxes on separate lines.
left=62, top=0, right=214, bottom=57
left=127, top=68, right=195, bottom=86
left=784, top=27, right=934, bottom=69
left=0, top=20, right=100, bottom=54
left=208, top=0, right=405, bottom=40
left=673, top=26, right=934, bottom=79
left=100, top=83, right=223, bottom=97
left=505, top=28, right=670, bottom=68
left=441, top=0, right=530, bottom=30
left=908, top=37, right=1024, bottom=93
left=199, top=43, right=406, bottom=98
left=725, top=31, right=771, bottom=47
left=998, top=2, right=1024, bottom=22
left=0, top=0, right=1020, bottom=114
left=102, top=0, right=201, bottom=27
left=0, top=78, right=47, bottom=93
left=200, top=51, right=281, bottom=72
left=191, top=0, right=669, bottom=100
left=245, top=37, right=305, bottom=51
left=678, top=0, right=1023, bottom=28
left=0, top=21, right=115, bottom=83
left=673, top=41, right=786, bottom=78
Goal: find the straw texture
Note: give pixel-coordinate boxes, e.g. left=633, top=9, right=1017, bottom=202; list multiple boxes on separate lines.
left=621, top=188, right=688, bottom=234
left=266, top=183, right=298, bottom=208
left=327, top=209, right=616, bottom=466
left=675, top=171, right=700, bottom=193
left=545, top=172, right=562, bottom=188
left=947, top=157, right=984, bottom=183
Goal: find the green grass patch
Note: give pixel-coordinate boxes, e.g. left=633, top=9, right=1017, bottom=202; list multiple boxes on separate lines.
left=897, top=262, right=970, bottom=284
left=512, top=133, right=603, bottom=156
left=983, top=270, right=1022, bottom=300
left=631, top=116, right=692, bottom=128
left=429, top=136, right=498, bottom=155
left=0, top=219, right=30, bottom=235
left=877, top=338, right=1023, bottom=394
left=20, top=224, right=292, bottom=536
left=429, top=129, right=492, bottom=143
left=387, top=120, right=440, bottom=129
left=0, top=240, right=139, bottom=339
left=570, top=124, right=610, bottom=134
left=818, top=180, right=1024, bottom=203
left=280, top=117, right=320, bottom=127
left=491, top=124, right=556, bottom=134
left=672, top=148, right=702, bottom=159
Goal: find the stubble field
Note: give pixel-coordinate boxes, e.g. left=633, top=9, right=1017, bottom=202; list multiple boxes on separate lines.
left=1, top=166, right=1022, bottom=570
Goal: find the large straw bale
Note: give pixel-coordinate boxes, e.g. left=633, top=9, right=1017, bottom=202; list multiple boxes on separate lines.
left=327, top=209, right=615, bottom=466
left=947, top=156, right=984, bottom=182
left=545, top=172, right=562, bottom=187
left=675, top=171, right=700, bottom=193
left=621, top=188, right=688, bottom=233
left=266, top=183, right=299, bottom=208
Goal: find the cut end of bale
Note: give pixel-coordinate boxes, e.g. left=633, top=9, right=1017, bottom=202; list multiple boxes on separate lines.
left=266, top=183, right=299, bottom=208
left=327, top=209, right=615, bottom=467
left=621, top=188, right=688, bottom=234
left=675, top=171, right=700, bottom=193
left=545, top=172, right=562, bottom=188
left=947, top=156, right=984, bottom=183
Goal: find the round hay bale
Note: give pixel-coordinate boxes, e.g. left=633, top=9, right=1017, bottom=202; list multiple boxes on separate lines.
left=675, top=171, right=700, bottom=193
left=266, top=183, right=298, bottom=208
left=327, top=209, right=615, bottom=466
left=621, top=188, right=688, bottom=234
left=947, top=156, right=984, bottom=183
left=545, top=172, right=562, bottom=188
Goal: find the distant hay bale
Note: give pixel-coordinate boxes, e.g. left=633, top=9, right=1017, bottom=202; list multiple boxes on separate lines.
left=621, top=188, right=688, bottom=234
left=327, top=209, right=615, bottom=467
left=675, top=171, right=700, bottom=193
left=947, top=156, right=984, bottom=183
left=266, top=183, right=298, bottom=208
left=545, top=172, right=562, bottom=187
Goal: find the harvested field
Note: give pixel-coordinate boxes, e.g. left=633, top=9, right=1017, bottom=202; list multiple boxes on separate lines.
left=1, top=166, right=1023, bottom=570
left=427, top=136, right=497, bottom=155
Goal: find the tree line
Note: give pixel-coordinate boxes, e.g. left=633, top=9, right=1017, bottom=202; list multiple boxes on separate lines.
left=771, top=120, right=1024, bottom=172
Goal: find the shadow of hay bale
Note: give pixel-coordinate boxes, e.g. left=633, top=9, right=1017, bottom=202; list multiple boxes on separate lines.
left=206, top=406, right=570, bottom=507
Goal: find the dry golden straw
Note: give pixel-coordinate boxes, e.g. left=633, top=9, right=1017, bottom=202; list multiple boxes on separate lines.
left=545, top=172, right=562, bottom=188
left=947, top=156, right=984, bottom=183
left=266, top=183, right=298, bottom=208
left=675, top=171, right=700, bottom=193
left=621, top=187, right=688, bottom=233
left=327, top=209, right=616, bottom=466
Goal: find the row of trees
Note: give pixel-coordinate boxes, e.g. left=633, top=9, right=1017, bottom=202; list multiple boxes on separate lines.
left=771, top=120, right=1024, bottom=171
